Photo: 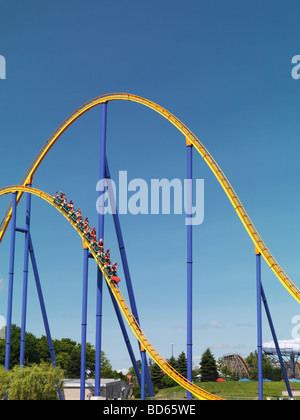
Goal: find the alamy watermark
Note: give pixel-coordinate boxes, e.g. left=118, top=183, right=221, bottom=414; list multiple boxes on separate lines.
left=291, top=55, right=300, bottom=80
left=96, top=171, right=204, bottom=226
left=291, top=315, right=300, bottom=338
left=0, top=55, right=6, bottom=79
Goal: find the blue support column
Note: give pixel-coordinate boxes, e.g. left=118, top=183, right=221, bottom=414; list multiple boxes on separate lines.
left=29, top=234, right=63, bottom=400
left=80, top=247, right=89, bottom=401
left=105, top=158, right=154, bottom=396
left=256, top=250, right=263, bottom=400
left=28, top=234, right=57, bottom=368
left=186, top=141, right=193, bottom=400
left=5, top=192, right=17, bottom=371
left=261, top=285, right=293, bottom=398
left=95, top=102, right=107, bottom=397
left=20, top=184, right=32, bottom=366
left=141, top=348, right=147, bottom=400
left=106, top=285, right=142, bottom=386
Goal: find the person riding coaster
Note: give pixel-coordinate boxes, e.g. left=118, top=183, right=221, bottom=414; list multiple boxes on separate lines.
left=110, top=261, right=120, bottom=284
left=55, top=191, right=69, bottom=205
left=64, top=200, right=76, bottom=219
left=104, top=249, right=111, bottom=272
left=82, top=217, right=90, bottom=236
left=66, top=199, right=74, bottom=213
left=104, top=249, right=110, bottom=262
left=97, top=251, right=105, bottom=263
left=106, top=263, right=113, bottom=276
left=111, top=261, right=118, bottom=276
left=73, top=208, right=82, bottom=223
left=90, top=227, right=97, bottom=244
left=54, top=192, right=73, bottom=218
left=77, top=215, right=84, bottom=230
left=54, top=191, right=60, bottom=203
left=54, top=191, right=64, bottom=204
left=94, top=238, right=104, bottom=251
left=84, top=224, right=94, bottom=241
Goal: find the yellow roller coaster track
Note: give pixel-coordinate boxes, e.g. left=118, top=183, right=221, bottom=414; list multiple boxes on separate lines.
left=0, top=185, right=224, bottom=400
left=1, top=93, right=299, bottom=304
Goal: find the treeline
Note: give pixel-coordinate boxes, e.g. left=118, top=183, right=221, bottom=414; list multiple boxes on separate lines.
left=220, top=351, right=284, bottom=382
left=148, top=351, right=194, bottom=389
left=129, top=347, right=285, bottom=394
left=0, top=326, right=285, bottom=385
left=0, top=325, right=124, bottom=380
left=129, top=348, right=219, bottom=392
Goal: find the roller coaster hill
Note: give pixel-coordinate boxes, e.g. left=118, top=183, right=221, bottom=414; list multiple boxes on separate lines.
left=1, top=93, right=299, bottom=401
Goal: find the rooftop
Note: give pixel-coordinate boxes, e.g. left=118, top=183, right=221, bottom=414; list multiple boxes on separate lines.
left=63, top=378, right=123, bottom=388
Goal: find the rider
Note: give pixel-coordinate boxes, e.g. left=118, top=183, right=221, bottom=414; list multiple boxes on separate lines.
left=75, top=208, right=82, bottom=221
left=61, top=194, right=67, bottom=208
left=95, top=238, right=104, bottom=260
left=55, top=191, right=60, bottom=202
left=91, top=227, right=97, bottom=243
left=111, top=261, right=118, bottom=276
left=104, top=249, right=110, bottom=264
left=85, top=223, right=91, bottom=239
left=95, top=237, right=104, bottom=252
left=81, top=217, right=90, bottom=237
left=67, top=200, right=75, bottom=216
left=111, top=262, right=120, bottom=284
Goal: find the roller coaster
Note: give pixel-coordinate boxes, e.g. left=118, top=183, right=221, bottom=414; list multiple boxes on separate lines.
left=1, top=93, right=298, bottom=400
left=221, top=354, right=251, bottom=380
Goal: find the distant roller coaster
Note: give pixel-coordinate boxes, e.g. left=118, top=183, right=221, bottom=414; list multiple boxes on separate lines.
left=221, top=354, right=251, bottom=380
left=263, top=339, right=300, bottom=380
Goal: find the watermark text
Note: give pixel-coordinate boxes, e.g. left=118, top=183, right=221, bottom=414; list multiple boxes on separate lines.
left=0, top=55, right=6, bottom=79
left=96, top=171, right=204, bottom=226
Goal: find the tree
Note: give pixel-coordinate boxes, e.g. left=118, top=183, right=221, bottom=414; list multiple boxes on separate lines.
left=37, top=335, right=52, bottom=363
left=0, top=325, right=40, bottom=367
left=151, top=363, right=164, bottom=388
left=199, top=348, right=218, bottom=382
left=0, top=326, right=120, bottom=380
left=55, top=351, right=72, bottom=373
left=100, top=350, right=115, bottom=378
left=5, top=363, right=64, bottom=400
left=0, top=339, right=5, bottom=366
left=0, top=366, right=9, bottom=399
left=66, top=346, right=81, bottom=378
left=219, top=363, right=235, bottom=381
left=161, top=373, right=177, bottom=388
left=161, top=355, right=178, bottom=387
left=246, top=351, right=283, bottom=381
left=176, top=351, right=187, bottom=377
left=167, top=355, right=177, bottom=370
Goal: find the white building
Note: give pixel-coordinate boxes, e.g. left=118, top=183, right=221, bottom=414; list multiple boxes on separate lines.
left=63, top=378, right=130, bottom=401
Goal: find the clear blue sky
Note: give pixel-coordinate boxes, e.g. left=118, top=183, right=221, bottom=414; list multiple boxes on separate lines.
left=1, top=0, right=300, bottom=373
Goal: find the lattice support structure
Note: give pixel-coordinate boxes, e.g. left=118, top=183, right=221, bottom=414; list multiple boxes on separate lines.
left=221, top=354, right=251, bottom=380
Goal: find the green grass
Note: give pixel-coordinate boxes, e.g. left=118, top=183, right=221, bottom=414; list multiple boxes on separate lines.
left=152, top=381, right=300, bottom=400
